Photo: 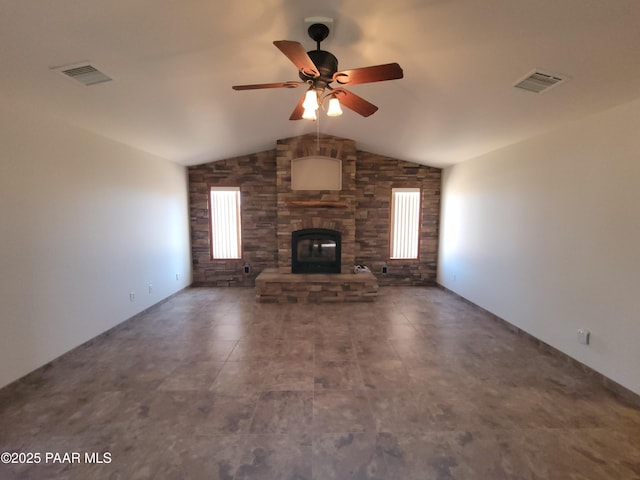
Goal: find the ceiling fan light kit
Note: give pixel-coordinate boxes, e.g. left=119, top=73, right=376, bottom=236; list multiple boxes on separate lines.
left=232, top=21, right=403, bottom=120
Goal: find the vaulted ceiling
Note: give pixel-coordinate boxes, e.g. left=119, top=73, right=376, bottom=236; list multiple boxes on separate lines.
left=3, top=0, right=640, bottom=167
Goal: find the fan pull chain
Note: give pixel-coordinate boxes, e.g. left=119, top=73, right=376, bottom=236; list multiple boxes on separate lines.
left=316, top=109, right=320, bottom=153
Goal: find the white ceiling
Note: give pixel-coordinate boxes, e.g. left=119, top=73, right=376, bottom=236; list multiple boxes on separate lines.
left=3, top=0, right=640, bottom=168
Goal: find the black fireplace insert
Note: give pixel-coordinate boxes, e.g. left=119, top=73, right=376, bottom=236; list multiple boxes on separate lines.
left=291, top=228, right=341, bottom=274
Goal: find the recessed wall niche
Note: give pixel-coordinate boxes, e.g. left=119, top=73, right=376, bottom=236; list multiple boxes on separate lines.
left=291, top=156, right=342, bottom=191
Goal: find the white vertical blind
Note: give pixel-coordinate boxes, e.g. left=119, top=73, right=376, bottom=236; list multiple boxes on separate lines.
left=391, top=188, right=421, bottom=259
left=210, top=187, right=241, bottom=259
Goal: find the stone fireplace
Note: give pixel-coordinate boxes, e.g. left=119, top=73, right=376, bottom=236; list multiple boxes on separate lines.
left=254, top=133, right=378, bottom=302
left=276, top=134, right=356, bottom=274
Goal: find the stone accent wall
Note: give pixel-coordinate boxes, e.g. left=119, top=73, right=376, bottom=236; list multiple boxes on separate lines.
left=188, top=150, right=278, bottom=286
left=276, top=134, right=357, bottom=274
left=187, top=134, right=441, bottom=287
left=356, top=151, right=441, bottom=285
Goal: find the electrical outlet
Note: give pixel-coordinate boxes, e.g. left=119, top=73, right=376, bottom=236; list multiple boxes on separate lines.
left=175, top=273, right=179, bottom=281
left=577, top=328, right=590, bottom=345
left=148, top=284, right=153, bottom=294
left=381, top=266, right=388, bottom=274
left=129, top=292, right=135, bottom=302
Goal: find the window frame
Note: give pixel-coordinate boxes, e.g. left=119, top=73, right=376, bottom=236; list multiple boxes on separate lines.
left=389, top=187, right=422, bottom=260
left=208, top=186, right=243, bottom=260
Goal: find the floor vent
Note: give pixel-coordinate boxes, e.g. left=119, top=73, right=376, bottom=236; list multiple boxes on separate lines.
left=53, top=63, right=112, bottom=86
left=514, top=70, right=564, bottom=93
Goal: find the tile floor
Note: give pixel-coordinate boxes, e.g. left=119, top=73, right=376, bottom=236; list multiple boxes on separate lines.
left=1, top=287, right=639, bottom=479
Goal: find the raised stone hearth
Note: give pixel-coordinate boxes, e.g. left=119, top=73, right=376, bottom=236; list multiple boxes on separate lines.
left=255, top=268, right=378, bottom=303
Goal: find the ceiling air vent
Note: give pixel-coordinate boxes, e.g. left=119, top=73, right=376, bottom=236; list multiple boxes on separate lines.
left=53, top=63, right=112, bottom=86
left=514, top=70, right=564, bottom=94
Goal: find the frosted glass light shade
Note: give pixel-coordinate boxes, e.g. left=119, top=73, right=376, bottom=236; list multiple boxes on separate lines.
left=327, top=97, right=343, bottom=117
left=302, top=89, right=319, bottom=110
left=302, top=107, right=317, bottom=120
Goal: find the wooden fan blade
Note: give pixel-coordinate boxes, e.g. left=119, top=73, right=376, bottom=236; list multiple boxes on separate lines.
left=273, top=40, right=319, bottom=77
left=333, top=63, right=403, bottom=86
left=289, top=93, right=306, bottom=120
left=232, top=81, right=303, bottom=90
left=332, top=88, right=378, bottom=117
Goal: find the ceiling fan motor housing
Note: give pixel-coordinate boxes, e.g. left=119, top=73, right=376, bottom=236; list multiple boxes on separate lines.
left=298, top=23, right=338, bottom=89
left=303, top=50, right=338, bottom=88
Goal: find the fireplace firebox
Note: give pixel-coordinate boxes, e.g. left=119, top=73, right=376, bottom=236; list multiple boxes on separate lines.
left=291, top=228, right=341, bottom=274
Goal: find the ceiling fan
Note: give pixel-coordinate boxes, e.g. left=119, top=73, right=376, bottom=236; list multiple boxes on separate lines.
left=232, top=23, right=403, bottom=120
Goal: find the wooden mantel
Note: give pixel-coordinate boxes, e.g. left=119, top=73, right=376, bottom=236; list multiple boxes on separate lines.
left=285, top=200, right=348, bottom=208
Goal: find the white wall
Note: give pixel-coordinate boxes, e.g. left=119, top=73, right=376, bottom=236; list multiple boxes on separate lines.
left=0, top=104, right=192, bottom=389
left=439, top=97, right=640, bottom=396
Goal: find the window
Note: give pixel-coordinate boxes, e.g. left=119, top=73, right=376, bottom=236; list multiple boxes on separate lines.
left=390, top=188, right=421, bottom=259
left=210, top=187, right=242, bottom=259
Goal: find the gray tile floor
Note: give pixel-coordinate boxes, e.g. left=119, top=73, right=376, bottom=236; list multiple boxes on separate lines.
left=1, top=287, right=639, bottom=479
